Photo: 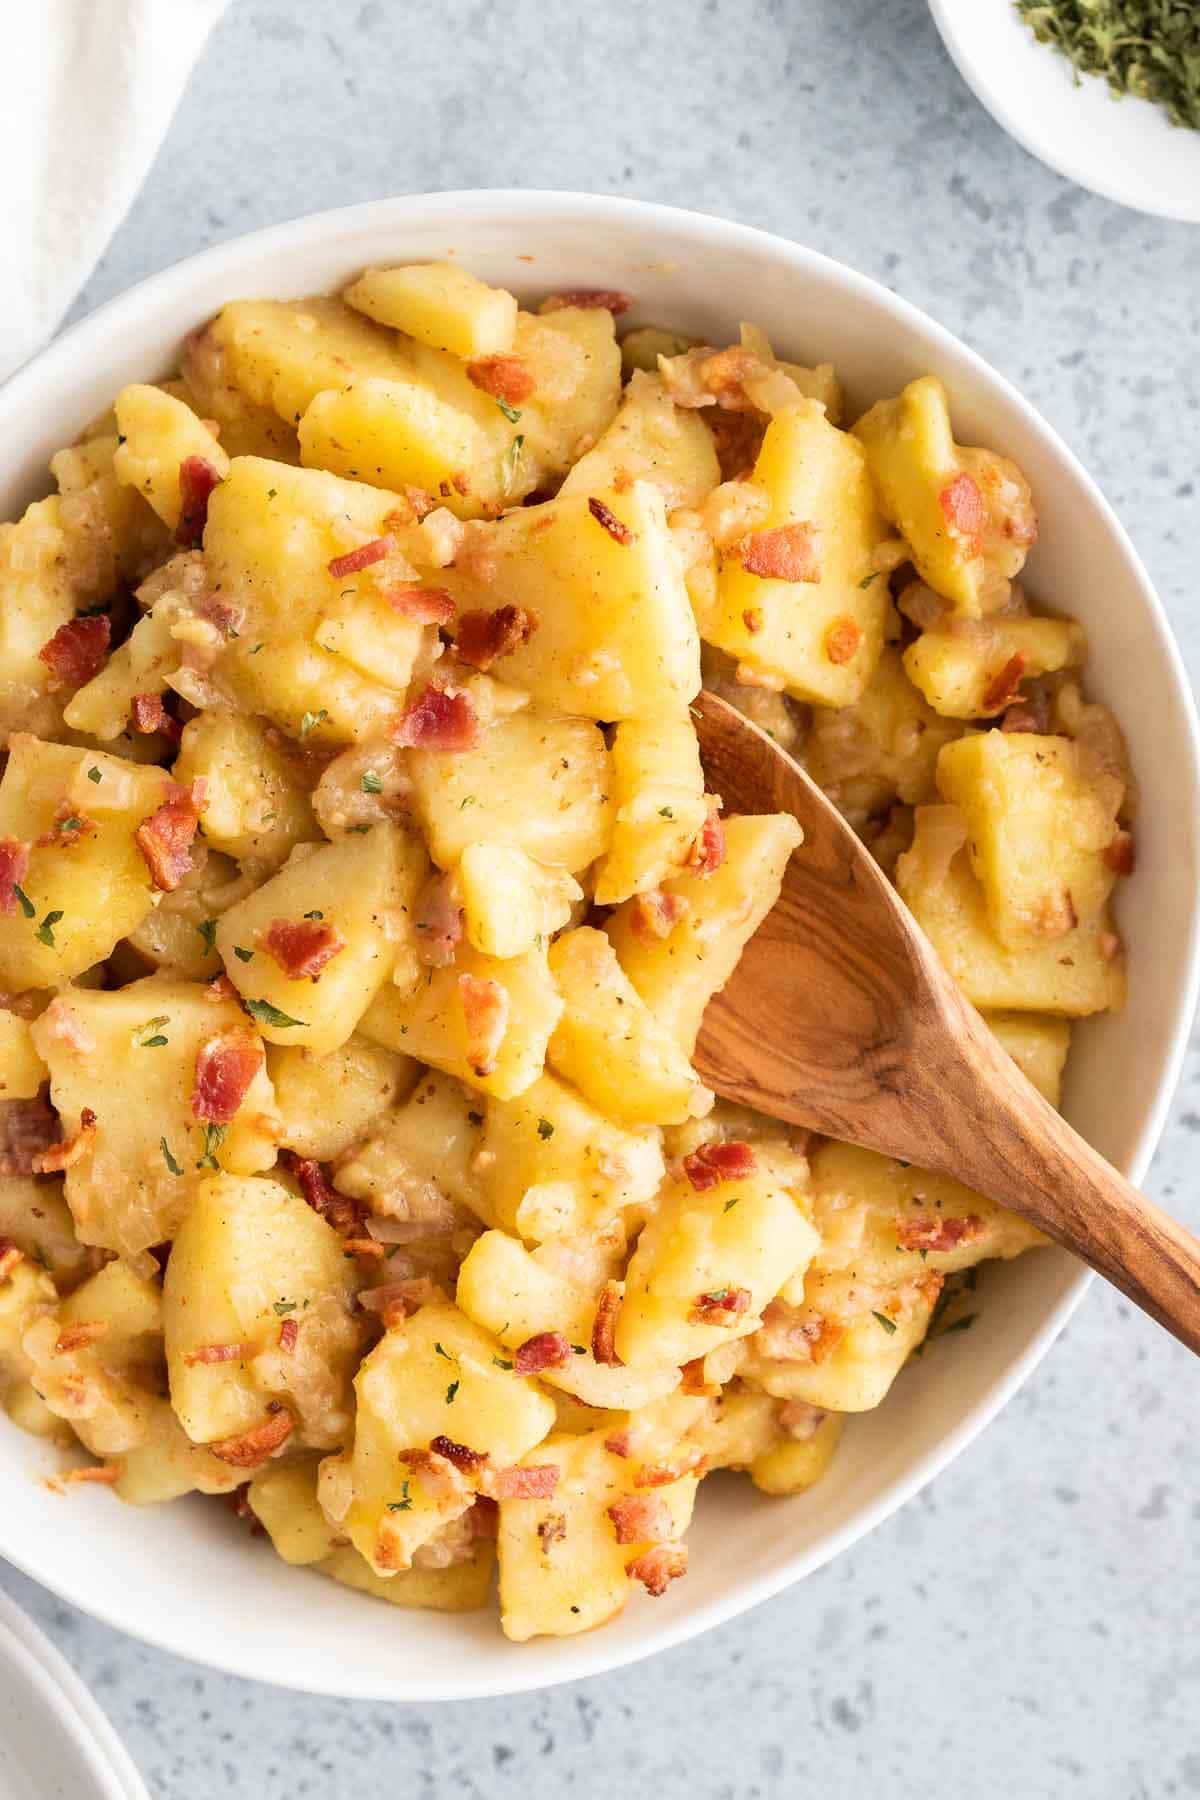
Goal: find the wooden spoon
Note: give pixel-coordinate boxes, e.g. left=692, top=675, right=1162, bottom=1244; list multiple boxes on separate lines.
left=691, top=690, right=1200, bottom=1354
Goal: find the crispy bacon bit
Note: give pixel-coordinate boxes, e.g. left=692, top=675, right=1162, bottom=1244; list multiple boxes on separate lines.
left=0, top=1241, right=23, bottom=1283
left=55, top=1463, right=121, bottom=1489
left=588, top=497, right=634, bottom=545
left=341, top=1236, right=387, bottom=1259
left=191, top=1026, right=264, bottom=1123
left=209, top=1403, right=294, bottom=1469
left=384, top=584, right=457, bottom=625
left=390, top=685, right=481, bottom=752
left=205, top=974, right=239, bottom=1003
left=183, top=1342, right=251, bottom=1366
left=680, top=1139, right=757, bottom=1192
left=135, top=782, right=204, bottom=891
left=1001, top=680, right=1051, bottom=735
left=39, top=615, right=111, bottom=690
left=261, top=916, right=347, bottom=981
left=740, top=522, right=821, bottom=583
left=626, top=1544, right=688, bottom=1596
left=35, top=803, right=97, bottom=850
left=327, top=535, right=395, bottom=579
left=591, top=1279, right=624, bottom=1367
left=466, top=353, right=537, bottom=404
left=513, top=1331, right=571, bottom=1375
left=938, top=471, right=986, bottom=551
left=688, top=1285, right=752, bottom=1326
left=604, top=1430, right=632, bottom=1458
left=398, top=1446, right=470, bottom=1503
left=542, top=289, right=633, bottom=315
left=742, top=607, right=764, bottom=634
left=458, top=973, right=509, bottom=1077
left=896, top=1214, right=984, bottom=1254
left=469, top=1495, right=500, bottom=1538
left=454, top=604, right=539, bottom=670
left=1104, top=829, right=1136, bottom=876
left=608, top=1494, right=669, bottom=1545
left=630, top=887, right=689, bottom=945
left=198, top=595, right=244, bottom=640
left=687, top=807, right=726, bottom=876
left=633, top=1451, right=704, bottom=1490
left=280, top=1152, right=363, bottom=1236
left=537, top=1512, right=567, bottom=1550
left=356, top=1276, right=438, bottom=1326
left=981, top=653, right=1027, bottom=713
left=0, top=1097, right=61, bottom=1177
left=278, top=1317, right=298, bottom=1354
left=130, top=693, right=182, bottom=743
left=491, top=1464, right=559, bottom=1500
left=680, top=1355, right=718, bottom=1397
left=0, top=840, right=30, bottom=916
left=778, top=1399, right=827, bottom=1441
left=801, top=1317, right=845, bottom=1364
left=54, top=1320, right=107, bottom=1354
left=430, top=1434, right=488, bottom=1474
left=35, top=1106, right=97, bottom=1174
left=825, top=617, right=864, bottom=666
left=414, top=871, right=464, bottom=968
left=177, top=456, right=223, bottom=548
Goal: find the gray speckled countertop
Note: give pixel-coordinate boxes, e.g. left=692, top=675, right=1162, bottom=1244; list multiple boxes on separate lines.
left=6, top=1, right=1200, bottom=1793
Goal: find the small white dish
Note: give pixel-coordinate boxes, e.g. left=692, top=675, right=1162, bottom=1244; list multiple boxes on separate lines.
left=0, top=1586, right=148, bottom=1800
left=929, top=0, right=1200, bottom=221
left=0, top=191, right=1197, bottom=1699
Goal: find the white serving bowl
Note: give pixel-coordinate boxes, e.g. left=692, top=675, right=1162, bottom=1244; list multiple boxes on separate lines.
left=1, top=192, right=1197, bottom=1700
left=928, top=0, right=1200, bottom=222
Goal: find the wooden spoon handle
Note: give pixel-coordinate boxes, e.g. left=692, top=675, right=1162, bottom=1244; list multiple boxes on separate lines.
left=934, top=1003, right=1200, bottom=1354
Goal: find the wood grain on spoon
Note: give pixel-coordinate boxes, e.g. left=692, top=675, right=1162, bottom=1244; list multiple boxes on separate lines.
left=691, top=689, right=1200, bottom=1355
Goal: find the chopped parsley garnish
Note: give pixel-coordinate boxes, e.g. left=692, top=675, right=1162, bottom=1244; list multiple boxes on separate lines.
left=859, top=573, right=878, bottom=589
left=59, top=816, right=82, bottom=833
left=86, top=766, right=102, bottom=784
left=872, top=1310, right=898, bottom=1335
left=12, top=884, right=34, bottom=920
left=939, top=1314, right=976, bottom=1336
left=658, top=806, right=674, bottom=819
left=160, top=1137, right=183, bottom=1176
left=348, top=823, right=372, bottom=834
left=233, top=945, right=254, bottom=963
left=492, top=1356, right=513, bottom=1370
left=723, top=1197, right=740, bottom=1213
left=536, top=1118, right=555, bottom=1140
left=434, top=1342, right=454, bottom=1361
left=196, top=1122, right=227, bottom=1171
left=34, top=910, right=64, bottom=947
left=360, top=770, right=384, bottom=795
left=197, top=918, right=218, bottom=952
left=459, top=794, right=476, bottom=809
left=303, top=909, right=324, bottom=920
left=445, top=1379, right=460, bottom=1404
left=387, top=1482, right=412, bottom=1512
left=298, top=709, right=328, bottom=739
left=495, top=398, right=523, bottom=425
left=243, top=998, right=307, bottom=1029
left=139, top=1015, right=170, bottom=1049
left=502, top=433, right=525, bottom=493
left=267, top=487, right=277, bottom=500
left=273, top=1300, right=298, bottom=1316
left=467, top=1110, right=484, bottom=1127
left=571, top=1344, right=586, bottom=1355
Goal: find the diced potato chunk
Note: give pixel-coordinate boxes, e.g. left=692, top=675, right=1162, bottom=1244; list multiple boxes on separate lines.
left=345, top=262, right=518, bottom=359
left=164, top=1172, right=363, bottom=1448
left=0, top=1261, right=57, bottom=1387
left=299, top=379, right=500, bottom=521
left=440, top=485, right=700, bottom=720
left=113, top=385, right=230, bottom=531
left=267, top=1035, right=418, bottom=1162
left=936, top=732, right=1121, bottom=945
left=0, top=1013, right=47, bottom=1099
left=216, top=826, right=426, bottom=1055
left=408, top=714, right=610, bottom=873
left=508, top=307, right=622, bottom=490
left=616, top=1164, right=819, bottom=1368
left=332, top=1068, right=487, bottom=1227
left=175, top=712, right=320, bottom=869
left=114, top=1398, right=243, bottom=1504
left=62, top=604, right=180, bottom=741
left=319, top=1540, right=495, bottom=1612
left=904, top=616, right=1085, bottom=719
left=26, top=1259, right=162, bottom=1455
left=51, top=435, right=167, bottom=588
left=249, top=1459, right=341, bottom=1563
left=458, top=843, right=581, bottom=960
left=0, top=737, right=185, bottom=991
left=897, top=807, right=1124, bottom=1015
left=498, top=1427, right=696, bottom=1642
left=317, top=1303, right=554, bottom=1574
left=457, top=1229, right=679, bottom=1409
left=120, top=845, right=239, bottom=982
left=592, top=716, right=709, bottom=905
left=852, top=375, right=1036, bottom=616
left=748, top=1413, right=845, bottom=1495
left=607, top=813, right=802, bottom=1051
left=548, top=928, right=712, bottom=1127
left=560, top=371, right=720, bottom=510
left=31, top=975, right=279, bottom=1262
left=983, top=1011, right=1071, bottom=1107
left=0, top=1176, right=89, bottom=1289
left=477, top=1072, right=664, bottom=1240
left=803, top=645, right=961, bottom=825
left=359, top=943, right=562, bottom=1101
left=0, top=498, right=78, bottom=731
left=700, top=401, right=890, bottom=706
left=201, top=297, right=411, bottom=426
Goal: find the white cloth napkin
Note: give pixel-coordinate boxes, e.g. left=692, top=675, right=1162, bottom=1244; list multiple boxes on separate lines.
left=2, top=0, right=229, bottom=383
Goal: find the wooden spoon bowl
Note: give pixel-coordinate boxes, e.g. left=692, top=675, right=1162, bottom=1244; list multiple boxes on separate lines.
left=691, top=690, right=1200, bottom=1354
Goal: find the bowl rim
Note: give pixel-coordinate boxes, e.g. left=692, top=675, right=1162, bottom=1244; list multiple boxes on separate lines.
left=2, top=189, right=1197, bottom=1698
